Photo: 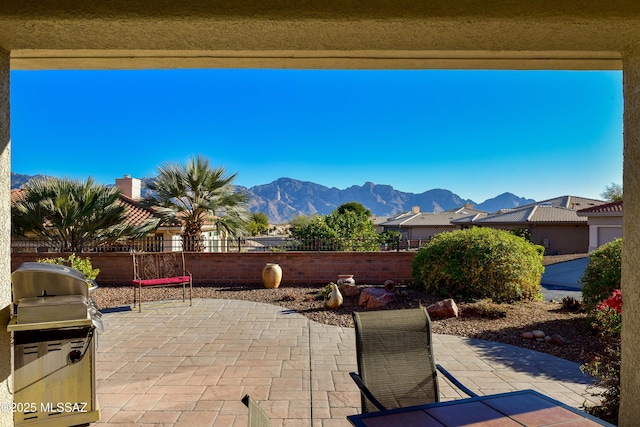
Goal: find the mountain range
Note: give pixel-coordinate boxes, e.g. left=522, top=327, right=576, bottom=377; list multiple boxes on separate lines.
left=11, top=173, right=535, bottom=224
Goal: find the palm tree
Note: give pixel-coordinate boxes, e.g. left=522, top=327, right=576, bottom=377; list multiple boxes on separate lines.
left=144, top=155, right=249, bottom=251
left=12, top=177, right=158, bottom=252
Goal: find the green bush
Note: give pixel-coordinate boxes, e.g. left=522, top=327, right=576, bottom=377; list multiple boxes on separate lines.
left=580, top=238, right=622, bottom=311
left=411, top=228, right=544, bottom=302
left=37, top=253, right=100, bottom=281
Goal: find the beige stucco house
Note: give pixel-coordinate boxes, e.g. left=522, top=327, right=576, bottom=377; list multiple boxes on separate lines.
left=452, top=195, right=605, bottom=254
left=381, top=205, right=487, bottom=240
left=2, top=2, right=640, bottom=425
left=577, top=200, right=624, bottom=252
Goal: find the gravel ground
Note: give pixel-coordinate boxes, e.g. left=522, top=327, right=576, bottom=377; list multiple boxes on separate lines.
left=92, top=253, right=599, bottom=365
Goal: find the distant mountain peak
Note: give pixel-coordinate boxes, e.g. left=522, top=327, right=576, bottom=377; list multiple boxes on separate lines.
left=11, top=173, right=536, bottom=224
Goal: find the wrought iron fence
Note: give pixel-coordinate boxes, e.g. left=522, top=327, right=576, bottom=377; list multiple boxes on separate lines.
left=11, top=236, right=429, bottom=253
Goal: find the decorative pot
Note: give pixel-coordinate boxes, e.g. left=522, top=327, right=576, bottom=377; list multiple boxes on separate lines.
left=337, top=274, right=355, bottom=286
left=262, top=263, right=283, bottom=289
left=325, top=283, right=344, bottom=309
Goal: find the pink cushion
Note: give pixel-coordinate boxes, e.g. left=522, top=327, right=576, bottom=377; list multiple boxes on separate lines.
left=132, top=276, right=191, bottom=286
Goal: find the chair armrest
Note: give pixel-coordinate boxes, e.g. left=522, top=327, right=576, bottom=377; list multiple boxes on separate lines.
left=349, top=372, right=388, bottom=411
left=436, top=364, right=478, bottom=397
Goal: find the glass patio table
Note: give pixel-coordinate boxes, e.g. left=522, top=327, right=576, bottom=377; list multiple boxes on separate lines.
left=347, top=389, right=615, bottom=427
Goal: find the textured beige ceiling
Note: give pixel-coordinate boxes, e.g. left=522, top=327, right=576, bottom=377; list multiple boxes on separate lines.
left=1, top=1, right=638, bottom=70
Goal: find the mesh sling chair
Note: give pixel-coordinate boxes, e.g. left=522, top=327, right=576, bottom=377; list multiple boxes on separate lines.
left=241, top=395, right=272, bottom=427
left=349, top=307, right=477, bottom=413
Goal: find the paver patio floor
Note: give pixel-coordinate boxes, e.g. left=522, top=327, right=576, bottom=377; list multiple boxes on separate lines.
left=95, top=299, right=600, bottom=427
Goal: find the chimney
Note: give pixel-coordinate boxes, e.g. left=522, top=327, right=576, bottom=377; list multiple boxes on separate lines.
left=411, top=206, right=420, bottom=214
left=464, top=203, right=474, bottom=209
left=115, top=174, right=142, bottom=200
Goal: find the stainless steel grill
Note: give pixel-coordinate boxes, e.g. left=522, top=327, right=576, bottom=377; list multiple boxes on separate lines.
left=8, top=262, right=101, bottom=426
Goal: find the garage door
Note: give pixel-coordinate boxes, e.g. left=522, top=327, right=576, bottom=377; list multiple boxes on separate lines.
left=598, top=227, right=622, bottom=247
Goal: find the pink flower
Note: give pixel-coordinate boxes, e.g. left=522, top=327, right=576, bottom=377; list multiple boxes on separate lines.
left=598, top=289, right=622, bottom=314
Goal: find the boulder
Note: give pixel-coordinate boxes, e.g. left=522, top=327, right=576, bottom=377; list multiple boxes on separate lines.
left=358, top=287, right=396, bottom=310
left=338, top=283, right=360, bottom=297
left=427, top=299, right=459, bottom=319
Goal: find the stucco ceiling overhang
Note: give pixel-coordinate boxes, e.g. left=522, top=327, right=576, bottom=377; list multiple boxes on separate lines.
left=1, top=1, right=639, bottom=70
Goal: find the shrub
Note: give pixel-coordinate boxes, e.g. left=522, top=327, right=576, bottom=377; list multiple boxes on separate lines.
left=581, top=290, right=622, bottom=425
left=411, top=228, right=544, bottom=302
left=37, top=253, right=100, bottom=281
left=580, top=238, right=621, bottom=311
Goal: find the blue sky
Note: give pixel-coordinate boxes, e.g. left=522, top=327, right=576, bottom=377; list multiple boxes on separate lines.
left=10, top=69, right=623, bottom=203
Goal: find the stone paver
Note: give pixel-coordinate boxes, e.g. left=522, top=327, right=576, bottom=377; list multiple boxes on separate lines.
left=95, top=299, right=599, bottom=426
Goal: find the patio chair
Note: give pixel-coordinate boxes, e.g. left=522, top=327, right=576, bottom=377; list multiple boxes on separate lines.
left=349, top=307, right=477, bottom=413
left=241, top=394, right=272, bottom=427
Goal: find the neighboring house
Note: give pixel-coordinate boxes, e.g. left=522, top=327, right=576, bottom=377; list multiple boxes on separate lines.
left=115, top=175, right=230, bottom=252
left=577, top=200, right=623, bottom=252
left=380, top=205, right=487, bottom=240
left=452, top=195, right=606, bottom=255
left=370, top=215, right=391, bottom=234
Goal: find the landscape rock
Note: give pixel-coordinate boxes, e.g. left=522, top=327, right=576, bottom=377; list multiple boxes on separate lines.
left=338, top=283, right=360, bottom=297
left=532, top=330, right=546, bottom=339
left=358, top=287, right=396, bottom=310
left=427, top=299, right=459, bottom=319
left=550, top=334, right=566, bottom=346
left=522, top=331, right=534, bottom=339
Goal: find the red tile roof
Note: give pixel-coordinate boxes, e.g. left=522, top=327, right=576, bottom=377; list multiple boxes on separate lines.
left=118, top=195, right=158, bottom=226
left=577, top=200, right=623, bottom=215
left=11, top=189, right=161, bottom=227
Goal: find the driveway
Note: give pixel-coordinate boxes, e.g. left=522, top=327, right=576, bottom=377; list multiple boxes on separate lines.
left=540, top=257, right=589, bottom=301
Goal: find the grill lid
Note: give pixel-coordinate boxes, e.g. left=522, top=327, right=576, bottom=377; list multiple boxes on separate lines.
left=12, top=262, right=90, bottom=303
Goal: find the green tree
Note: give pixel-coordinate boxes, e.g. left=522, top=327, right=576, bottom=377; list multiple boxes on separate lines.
left=336, top=201, right=372, bottom=217
left=289, top=203, right=378, bottom=251
left=12, top=177, right=157, bottom=252
left=601, top=182, right=623, bottom=201
left=289, top=215, right=338, bottom=250
left=248, top=212, right=270, bottom=236
left=145, top=155, right=249, bottom=251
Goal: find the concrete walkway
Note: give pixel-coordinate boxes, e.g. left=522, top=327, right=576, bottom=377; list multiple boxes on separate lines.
left=95, top=298, right=601, bottom=427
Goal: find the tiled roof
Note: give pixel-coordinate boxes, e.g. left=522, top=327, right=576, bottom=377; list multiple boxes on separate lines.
left=10, top=188, right=26, bottom=205
left=381, top=208, right=488, bottom=227
left=526, top=195, right=604, bottom=210
left=400, top=211, right=488, bottom=226
left=452, top=195, right=607, bottom=225
left=370, top=215, right=392, bottom=226
left=118, top=195, right=158, bottom=226
left=11, top=189, right=163, bottom=228
left=577, top=200, right=623, bottom=216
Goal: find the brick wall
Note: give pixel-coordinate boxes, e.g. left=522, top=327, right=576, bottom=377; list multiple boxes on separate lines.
left=11, top=251, right=416, bottom=286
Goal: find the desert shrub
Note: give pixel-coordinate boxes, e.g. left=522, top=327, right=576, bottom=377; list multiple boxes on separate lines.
left=411, top=228, right=544, bottom=302
left=581, top=290, right=621, bottom=425
left=580, top=238, right=621, bottom=311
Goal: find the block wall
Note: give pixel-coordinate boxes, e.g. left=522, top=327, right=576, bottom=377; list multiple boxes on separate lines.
left=11, top=252, right=416, bottom=286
